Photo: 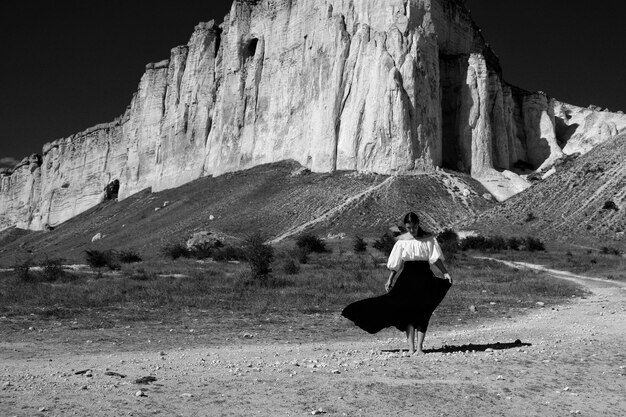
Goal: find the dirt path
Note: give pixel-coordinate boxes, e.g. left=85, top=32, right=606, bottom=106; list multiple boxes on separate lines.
left=270, top=177, right=395, bottom=244
left=1, top=263, right=625, bottom=416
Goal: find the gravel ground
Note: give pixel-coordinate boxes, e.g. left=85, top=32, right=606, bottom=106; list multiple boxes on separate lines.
left=1, top=264, right=625, bottom=416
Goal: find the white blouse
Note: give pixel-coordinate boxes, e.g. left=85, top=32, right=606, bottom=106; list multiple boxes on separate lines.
left=386, top=235, right=444, bottom=271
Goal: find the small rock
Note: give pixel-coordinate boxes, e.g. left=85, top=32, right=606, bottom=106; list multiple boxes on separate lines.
left=469, top=305, right=476, bottom=313
left=312, top=409, right=326, bottom=415
left=74, top=369, right=91, bottom=375
left=536, top=302, right=545, bottom=306
left=80, top=385, right=88, bottom=390
left=39, top=407, right=48, bottom=412
left=563, top=387, right=570, bottom=391
left=331, top=369, right=341, bottom=374
left=104, top=371, right=126, bottom=378
left=180, top=393, right=193, bottom=398
left=135, top=390, right=146, bottom=397
left=134, top=376, right=157, bottom=384
left=496, top=375, right=504, bottom=380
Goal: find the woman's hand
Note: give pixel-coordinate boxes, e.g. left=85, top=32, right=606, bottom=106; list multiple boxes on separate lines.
left=444, top=273, right=453, bottom=284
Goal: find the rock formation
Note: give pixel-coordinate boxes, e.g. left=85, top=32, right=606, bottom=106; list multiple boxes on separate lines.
left=1, top=0, right=625, bottom=231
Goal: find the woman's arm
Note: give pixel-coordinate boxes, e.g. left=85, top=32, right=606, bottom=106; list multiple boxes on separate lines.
left=433, top=259, right=452, bottom=284
left=385, top=270, right=396, bottom=292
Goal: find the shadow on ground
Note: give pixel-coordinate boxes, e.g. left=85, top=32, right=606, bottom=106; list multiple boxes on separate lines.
left=382, top=339, right=531, bottom=354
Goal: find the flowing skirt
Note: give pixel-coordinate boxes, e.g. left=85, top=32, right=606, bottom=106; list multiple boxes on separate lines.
left=342, top=261, right=451, bottom=334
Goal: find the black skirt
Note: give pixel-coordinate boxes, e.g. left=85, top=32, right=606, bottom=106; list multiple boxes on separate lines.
left=342, top=261, right=451, bottom=334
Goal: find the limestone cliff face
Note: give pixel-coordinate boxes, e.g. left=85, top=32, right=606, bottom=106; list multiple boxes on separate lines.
left=1, top=0, right=625, bottom=230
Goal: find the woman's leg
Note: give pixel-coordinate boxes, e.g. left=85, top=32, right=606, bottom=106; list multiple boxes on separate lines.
left=405, top=324, right=415, bottom=354
left=415, top=328, right=426, bottom=355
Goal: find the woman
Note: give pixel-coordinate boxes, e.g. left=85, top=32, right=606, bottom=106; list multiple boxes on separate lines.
left=342, top=212, right=452, bottom=355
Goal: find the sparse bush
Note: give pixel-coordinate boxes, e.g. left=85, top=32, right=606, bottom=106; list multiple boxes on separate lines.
left=283, top=259, right=300, bottom=275
left=188, top=246, right=214, bottom=260
left=85, top=249, right=119, bottom=270
left=506, top=237, right=523, bottom=251
left=460, top=235, right=545, bottom=252
left=524, top=236, right=546, bottom=252
left=296, top=233, right=329, bottom=254
left=41, top=258, right=65, bottom=282
left=212, top=245, right=247, bottom=262
left=437, top=229, right=459, bottom=259
left=243, top=232, right=274, bottom=281
left=296, top=247, right=309, bottom=264
left=373, top=232, right=396, bottom=256
left=119, top=250, right=142, bottom=263
left=459, top=235, right=488, bottom=251
left=600, top=246, right=622, bottom=256
left=13, top=259, right=34, bottom=282
left=525, top=212, right=537, bottom=222
left=602, top=200, right=618, bottom=211
left=490, top=236, right=507, bottom=251
left=353, top=236, right=367, bottom=253
left=162, top=243, right=190, bottom=260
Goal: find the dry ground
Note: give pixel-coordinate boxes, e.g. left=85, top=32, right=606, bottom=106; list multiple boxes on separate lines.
left=1, top=261, right=625, bottom=417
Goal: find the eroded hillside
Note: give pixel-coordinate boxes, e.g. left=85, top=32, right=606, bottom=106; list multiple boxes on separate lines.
left=464, top=134, right=626, bottom=249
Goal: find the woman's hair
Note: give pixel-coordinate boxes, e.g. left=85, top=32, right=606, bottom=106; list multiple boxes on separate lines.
left=403, top=212, right=419, bottom=225
left=402, top=212, right=427, bottom=237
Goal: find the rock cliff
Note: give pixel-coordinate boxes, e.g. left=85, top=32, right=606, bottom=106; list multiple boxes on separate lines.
left=1, top=0, right=625, bottom=230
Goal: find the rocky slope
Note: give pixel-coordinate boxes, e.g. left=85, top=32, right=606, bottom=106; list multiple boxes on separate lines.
left=463, top=134, right=626, bottom=249
left=1, top=0, right=625, bottom=231
left=0, top=161, right=493, bottom=264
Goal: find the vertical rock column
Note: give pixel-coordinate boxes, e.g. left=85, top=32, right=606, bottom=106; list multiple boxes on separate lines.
left=154, top=22, right=220, bottom=192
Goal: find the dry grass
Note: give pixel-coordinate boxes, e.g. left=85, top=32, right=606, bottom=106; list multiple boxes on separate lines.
left=0, top=241, right=587, bottom=329
left=494, top=245, right=626, bottom=282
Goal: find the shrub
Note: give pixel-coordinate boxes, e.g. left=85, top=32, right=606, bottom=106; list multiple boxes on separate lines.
left=373, top=232, right=396, bottom=256
left=600, top=246, right=622, bottom=256
left=459, top=235, right=545, bottom=252
left=524, top=236, right=545, bottom=252
left=296, top=247, right=309, bottom=264
left=41, top=258, right=65, bottom=282
left=525, top=212, right=537, bottom=222
left=283, top=259, right=301, bottom=275
left=459, top=235, right=488, bottom=251
left=353, top=236, right=367, bottom=253
left=13, top=259, right=34, bottom=282
left=212, top=245, right=247, bottom=262
left=437, top=229, right=459, bottom=258
left=118, top=250, right=142, bottom=263
left=244, top=232, right=274, bottom=281
left=490, top=236, right=507, bottom=251
left=162, top=243, right=190, bottom=260
left=506, top=237, right=523, bottom=251
left=296, top=233, right=329, bottom=254
left=85, top=249, right=119, bottom=269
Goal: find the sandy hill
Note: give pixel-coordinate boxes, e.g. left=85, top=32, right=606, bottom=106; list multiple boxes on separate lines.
left=0, top=161, right=493, bottom=264
left=462, top=134, right=626, bottom=250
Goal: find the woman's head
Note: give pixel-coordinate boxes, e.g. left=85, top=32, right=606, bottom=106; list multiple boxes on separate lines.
left=403, top=212, right=420, bottom=236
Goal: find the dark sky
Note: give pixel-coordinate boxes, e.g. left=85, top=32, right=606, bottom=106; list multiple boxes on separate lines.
left=1, top=0, right=625, bottom=167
